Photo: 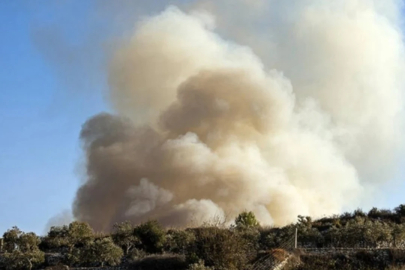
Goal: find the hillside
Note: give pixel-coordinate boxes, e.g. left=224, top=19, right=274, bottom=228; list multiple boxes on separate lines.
left=3, top=205, right=405, bottom=269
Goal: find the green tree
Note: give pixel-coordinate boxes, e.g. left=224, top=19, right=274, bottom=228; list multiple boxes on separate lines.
left=2, top=249, right=45, bottom=270
left=2, top=227, right=44, bottom=270
left=44, top=222, right=94, bottom=267
left=67, top=221, right=94, bottom=251
left=45, top=225, right=70, bottom=249
left=165, top=229, right=196, bottom=254
left=134, top=220, right=166, bottom=253
left=90, top=237, right=123, bottom=266
left=3, top=226, right=21, bottom=252
left=18, top=233, right=41, bottom=253
left=64, top=246, right=83, bottom=266
left=235, top=211, right=259, bottom=229
left=45, top=222, right=94, bottom=253
left=112, top=221, right=139, bottom=255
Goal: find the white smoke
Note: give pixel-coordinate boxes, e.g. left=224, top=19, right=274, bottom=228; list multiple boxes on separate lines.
left=73, top=1, right=405, bottom=231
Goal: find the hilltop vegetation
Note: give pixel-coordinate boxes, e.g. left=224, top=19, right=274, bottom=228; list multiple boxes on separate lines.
left=3, top=205, right=405, bottom=269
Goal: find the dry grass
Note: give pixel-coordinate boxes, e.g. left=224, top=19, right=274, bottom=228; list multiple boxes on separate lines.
left=271, top=248, right=289, bottom=262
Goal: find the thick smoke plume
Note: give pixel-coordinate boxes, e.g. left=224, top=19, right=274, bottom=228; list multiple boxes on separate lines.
left=73, top=1, right=405, bottom=232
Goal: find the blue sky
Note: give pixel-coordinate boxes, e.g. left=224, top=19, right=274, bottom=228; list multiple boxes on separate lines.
left=0, top=0, right=178, bottom=235
left=0, top=1, right=109, bottom=234
left=1, top=0, right=405, bottom=235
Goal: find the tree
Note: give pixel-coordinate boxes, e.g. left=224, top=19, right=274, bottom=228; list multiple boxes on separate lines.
left=44, top=222, right=94, bottom=267
left=45, top=225, right=70, bottom=250
left=187, top=227, right=254, bottom=270
left=67, top=221, right=94, bottom=251
left=235, top=211, right=259, bottom=229
left=2, top=227, right=44, bottom=270
left=90, top=237, right=123, bottom=266
left=165, top=229, right=196, bottom=254
left=134, top=220, right=166, bottom=253
left=45, top=222, right=93, bottom=253
left=297, top=215, right=312, bottom=229
left=395, top=204, right=405, bottom=216
left=353, top=208, right=366, bottom=218
left=19, top=233, right=41, bottom=253
left=3, top=226, right=22, bottom=252
left=2, top=249, right=45, bottom=270
left=112, top=221, right=139, bottom=255
left=368, top=207, right=380, bottom=219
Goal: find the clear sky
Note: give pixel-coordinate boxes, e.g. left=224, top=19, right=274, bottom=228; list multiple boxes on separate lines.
left=0, top=0, right=185, bottom=235
left=0, top=1, right=109, bottom=235
left=1, top=0, right=405, bottom=235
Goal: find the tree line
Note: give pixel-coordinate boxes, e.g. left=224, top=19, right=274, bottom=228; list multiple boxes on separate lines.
left=2, top=205, right=405, bottom=269
left=0, top=211, right=260, bottom=270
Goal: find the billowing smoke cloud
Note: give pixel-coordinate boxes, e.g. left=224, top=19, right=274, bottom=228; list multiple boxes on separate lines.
left=73, top=1, right=405, bottom=232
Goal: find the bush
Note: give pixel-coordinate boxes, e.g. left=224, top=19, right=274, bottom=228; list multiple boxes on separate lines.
left=235, top=211, right=259, bottom=229
left=187, top=260, right=214, bottom=270
left=238, top=227, right=261, bottom=252
left=1, top=250, right=45, bottom=270
left=294, top=251, right=395, bottom=270
left=165, top=229, right=196, bottom=254
left=62, top=237, right=123, bottom=267
left=44, top=222, right=94, bottom=254
left=259, top=225, right=295, bottom=250
left=134, top=220, right=166, bottom=253
left=187, top=227, right=255, bottom=270
left=112, top=221, right=140, bottom=255
left=1, top=227, right=45, bottom=270
left=90, top=237, right=123, bottom=266
left=126, top=248, right=147, bottom=263
left=43, top=226, right=70, bottom=251
left=63, top=246, right=84, bottom=266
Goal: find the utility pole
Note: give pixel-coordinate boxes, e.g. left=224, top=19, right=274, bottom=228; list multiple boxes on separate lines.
left=295, top=227, right=298, bottom=249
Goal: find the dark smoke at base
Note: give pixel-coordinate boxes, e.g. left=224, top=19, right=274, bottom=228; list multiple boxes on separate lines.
left=72, top=3, right=404, bottom=232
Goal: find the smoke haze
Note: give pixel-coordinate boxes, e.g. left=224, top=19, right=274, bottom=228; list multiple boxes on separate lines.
left=44, top=210, right=73, bottom=234
left=72, top=1, right=405, bottom=232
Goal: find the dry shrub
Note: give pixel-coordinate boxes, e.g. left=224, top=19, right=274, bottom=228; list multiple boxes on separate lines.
left=271, top=248, right=289, bottom=262
left=186, top=227, right=255, bottom=270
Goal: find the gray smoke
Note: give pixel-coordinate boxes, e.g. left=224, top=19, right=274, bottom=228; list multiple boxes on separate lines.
left=73, top=1, right=405, bottom=232
left=44, top=210, right=73, bottom=234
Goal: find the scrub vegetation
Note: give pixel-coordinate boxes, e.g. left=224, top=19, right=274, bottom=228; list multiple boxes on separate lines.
left=3, top=206, right=405, bottom=269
